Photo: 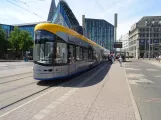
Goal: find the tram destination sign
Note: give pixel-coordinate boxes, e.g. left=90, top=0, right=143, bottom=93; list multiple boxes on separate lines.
left=114, top=42, right=122, bottom=48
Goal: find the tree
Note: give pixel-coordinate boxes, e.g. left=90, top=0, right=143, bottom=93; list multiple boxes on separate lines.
left=8, top=26, right=33, bottom=59
left=19, top=30, right=33, bottom=51
left=8, top=26, right=21, bottom=53
left=0, top=25, right=6, bottom=57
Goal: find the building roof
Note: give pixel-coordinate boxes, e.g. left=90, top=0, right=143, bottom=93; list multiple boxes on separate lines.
left=52, top=0, right=79, bottom=28
left=85, top=18, right=114, bottom=26
left=0, top=23, right=13, bottom=26
left=137, top=16, right=161, bottom=27
left=47, top=0, right=56, bottom=21
left=13, top=21, right=49, bottom=27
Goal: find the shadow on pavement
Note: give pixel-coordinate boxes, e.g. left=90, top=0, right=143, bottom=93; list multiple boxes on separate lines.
left=123, top=61, right=132, bottom=62
left=37, top=62, right=111, bottom=88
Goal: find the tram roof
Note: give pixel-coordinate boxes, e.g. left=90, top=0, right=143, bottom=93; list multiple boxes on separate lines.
left=35, top=23, right=104, bottom=48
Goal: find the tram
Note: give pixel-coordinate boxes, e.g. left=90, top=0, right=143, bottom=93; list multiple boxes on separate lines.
left=33, top=23, right=110, bottom=80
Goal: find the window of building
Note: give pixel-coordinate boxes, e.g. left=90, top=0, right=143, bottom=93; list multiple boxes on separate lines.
left=139, top=33, right=142, bottom=37
left=142, top=28, right=145, bottom=32
left=140, top=28, right=142, bottom=32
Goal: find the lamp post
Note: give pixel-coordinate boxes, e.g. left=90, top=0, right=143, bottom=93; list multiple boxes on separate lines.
left=148, top=25, right=150, bottom=60
left=146, top=20, right=154, bottom=60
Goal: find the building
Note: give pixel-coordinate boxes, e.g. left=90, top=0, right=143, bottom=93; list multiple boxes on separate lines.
left=0, top=21, right=48, bottom=40
left=47, top=0, right=56, bottom=22
left=120, top=33, right=129, bottom=53
left=84, top=18, right=114, bottom=50
left=0, top=24, right=13, bottom=40
left=129, top=16, right=161, bottom=58
left=51, top=0, right=83, bottom=35
left=1, top=0, right=114, bottom=51
left=14, top=21, right=48, bottom=38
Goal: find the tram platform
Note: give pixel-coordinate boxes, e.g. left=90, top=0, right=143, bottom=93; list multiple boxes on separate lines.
left=32, top=62, right=136, bottom=120
left=0, top=62, right=137, bottom=120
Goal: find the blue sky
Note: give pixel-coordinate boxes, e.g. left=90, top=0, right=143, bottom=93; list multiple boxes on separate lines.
left=0, top=0, right=161, bottom=39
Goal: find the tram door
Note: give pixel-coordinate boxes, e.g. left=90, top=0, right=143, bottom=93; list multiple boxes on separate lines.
left=68, top=44, right=76, bottom=75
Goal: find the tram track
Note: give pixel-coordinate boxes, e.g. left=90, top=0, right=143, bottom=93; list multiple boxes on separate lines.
left=0, top=72, right=32, bottom=79
left=0, top=85, right=51, bottom=110
left=0, top=76, right=33, bottom=84
left=0, top=79, right=68, bottom=111
left=0, top=62, right=108, bottom=115
left=0, top=72, right=33, bottom=84
left=0, top=80, right=37, bottom=95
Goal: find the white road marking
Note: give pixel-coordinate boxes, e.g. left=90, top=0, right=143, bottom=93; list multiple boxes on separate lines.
left=146, top=69, right=159, bottom=71
left=124, top=67, right=141, bottom=120
left=126, top=68, right=140, bottom=71
left=32, top=65, right=107, bottom=120
left=127, top=73, right=154, bottom=85
left=129, top=79, right=154, bottom=85
left=155, top=76, right=161, bottom=78
left=127, top=74, right=144, bottom=78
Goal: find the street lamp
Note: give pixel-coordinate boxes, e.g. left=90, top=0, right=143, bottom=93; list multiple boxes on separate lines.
left=145, top=20, right=154, bottom=60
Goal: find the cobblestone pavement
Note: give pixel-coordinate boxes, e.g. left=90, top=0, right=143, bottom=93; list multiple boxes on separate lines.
left=0, top=62, right=136, bottom=120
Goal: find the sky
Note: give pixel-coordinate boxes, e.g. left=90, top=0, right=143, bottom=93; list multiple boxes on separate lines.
left=0, top=0, right=161, bottom=39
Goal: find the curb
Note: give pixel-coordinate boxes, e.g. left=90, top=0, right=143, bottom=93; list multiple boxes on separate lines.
left=0, top=60, right=33, bottom=62
left=124, top=63, right=142, bottom=120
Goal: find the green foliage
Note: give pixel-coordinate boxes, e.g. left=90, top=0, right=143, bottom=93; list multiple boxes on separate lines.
left=8, top=26, right=21, bottom=51
left=0, top=25, right=6, bottom=56
left=19, top=30, right=33, bottom=51
left=8, top=26, right=33, bottom=52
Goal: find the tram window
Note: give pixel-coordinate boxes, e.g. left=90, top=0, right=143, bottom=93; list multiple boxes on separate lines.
left=93, top=50, right=96, bottom=61
left=35, top=42, right=53, bottom=64
left=68, top=45, right=75, bottom=63
left=76, top=46, right=82, bottom=61
left=54, top=36, right=67, bottom=65
left=88, top=49, right=93, bottom=61
left=83, top=48, right=88, bottom=61
left=80, top=47, right=83, bottom=60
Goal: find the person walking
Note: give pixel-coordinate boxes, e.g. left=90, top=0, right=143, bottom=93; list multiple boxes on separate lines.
left=119, top=56, right=122, bottom=66
left=159, top=55, right=161, bottom=62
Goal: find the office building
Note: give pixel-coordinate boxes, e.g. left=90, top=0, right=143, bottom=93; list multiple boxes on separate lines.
left=129, top=16, right=161, bottom=58
left=120, top=33, right=129, bottom=53
left=85, top=18, right=114, bottom=50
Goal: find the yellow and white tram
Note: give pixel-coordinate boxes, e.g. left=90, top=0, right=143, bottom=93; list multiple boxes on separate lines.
left=33, top=23, right=110, bottom=80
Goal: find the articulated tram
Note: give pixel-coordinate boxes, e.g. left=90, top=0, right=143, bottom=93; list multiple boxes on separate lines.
left=33, top=23, right=110, bottom=80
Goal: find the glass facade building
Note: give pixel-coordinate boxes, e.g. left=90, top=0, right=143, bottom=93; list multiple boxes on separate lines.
left=85, top=18, right=114, bottom=50
left=52, top=0, right=83, bottom=35
left=18, top=24, right=36, bottom=39
left=0, top=24, right=13, bottom=40
left=0, top=22, right=46, bottom=40
left=47, top=0, right=56, bottom=21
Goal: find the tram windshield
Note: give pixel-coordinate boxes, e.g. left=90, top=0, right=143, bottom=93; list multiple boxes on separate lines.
left=34, top=30, right=54, bottom=64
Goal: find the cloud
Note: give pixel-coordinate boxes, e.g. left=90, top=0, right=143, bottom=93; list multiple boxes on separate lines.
left=117, top=18, right=139, bottom=39
left=0, top=0, right=51, bottom=24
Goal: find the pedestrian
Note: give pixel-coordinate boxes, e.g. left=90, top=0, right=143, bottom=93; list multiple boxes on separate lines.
left=159, top=55, right=161, bottom=62
left=119, top=56, right=122, bottom=66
